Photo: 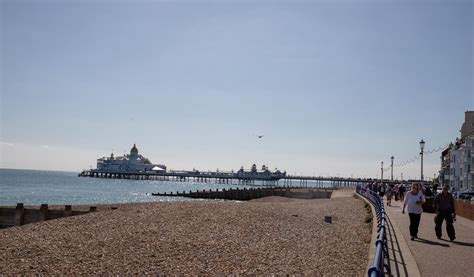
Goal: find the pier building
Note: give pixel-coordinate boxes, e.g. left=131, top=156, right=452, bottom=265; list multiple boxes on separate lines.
left=236, top=164, right=286, bottom=180
left=96, top=144, right=166, bottom=172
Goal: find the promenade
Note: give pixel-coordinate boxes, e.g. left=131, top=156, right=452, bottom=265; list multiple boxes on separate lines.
left=385, top=200, right=474, bottom=277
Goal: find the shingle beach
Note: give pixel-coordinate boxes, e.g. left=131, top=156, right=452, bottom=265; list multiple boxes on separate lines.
left=0, top=196, right=371, bottom=275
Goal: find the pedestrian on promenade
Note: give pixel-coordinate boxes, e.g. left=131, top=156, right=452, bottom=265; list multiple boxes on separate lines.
left=364, top=182, right=370, bottom=190
left=379, top=184, right=385, bottom=198
left=402, top=183, right=425, bottom=240
left=420, top=184, right=426, bottom=194
left=399, top=184, right=406, bottom=202
left=433, top=185, right=456, bottom=241
left=369, top=182, right=374, bottom=192
left=372, top=182, right=378, bottom=193
left=386, top=185, right=393, bottom=207
left=432, top=183, right=439, bottom=195
left=394, top=184, right=400, bottom=201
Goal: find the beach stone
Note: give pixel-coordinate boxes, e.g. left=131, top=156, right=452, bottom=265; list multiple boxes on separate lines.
left=0, top=197, right=370, bottom=275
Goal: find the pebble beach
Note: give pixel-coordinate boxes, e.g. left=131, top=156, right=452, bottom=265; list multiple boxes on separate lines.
left=0, top=196, right=371, bottom=275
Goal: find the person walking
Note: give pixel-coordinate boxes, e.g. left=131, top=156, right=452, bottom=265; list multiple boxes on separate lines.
left=399, top=184, right=406, bottom=202
left=402, top=183, right=425, bottom=240
left=379, top=184, right=385, bottom=199
left=394, top=184, right=400, bottom=201
left=432, top=183, right=439, bottom=195
left=386, top=184, right=393, bottom=207
left=433, top=185, right=456, bottom=241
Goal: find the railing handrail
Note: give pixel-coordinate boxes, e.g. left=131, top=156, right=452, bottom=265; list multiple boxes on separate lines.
left=356, top=185, right=389, bottom=277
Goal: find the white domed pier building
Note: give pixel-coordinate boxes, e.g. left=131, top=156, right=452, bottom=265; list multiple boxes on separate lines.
left=96, top=144, right=166, bottom=172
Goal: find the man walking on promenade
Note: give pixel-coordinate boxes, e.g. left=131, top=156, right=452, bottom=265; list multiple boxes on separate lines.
left=403, top=183, right=425, bottom=240
left=379, top=183, right=385, bottom=199
left=399, top=184, right=406, bottom=202
left=433, top=185, right=456, bottom=241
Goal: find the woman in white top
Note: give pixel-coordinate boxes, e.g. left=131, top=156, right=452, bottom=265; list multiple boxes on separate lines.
left=402, top=183, right=426, bottom=240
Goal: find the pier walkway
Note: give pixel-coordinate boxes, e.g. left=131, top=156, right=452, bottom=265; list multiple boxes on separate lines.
left=385, top=201, right=474, bottom=277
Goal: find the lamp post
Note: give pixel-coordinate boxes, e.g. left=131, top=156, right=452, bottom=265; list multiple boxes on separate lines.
left=419, top=139, right=425, bottom=183
left=381, top=161, right=384, bottom=184
left=390, top=156, right=394, bottom=182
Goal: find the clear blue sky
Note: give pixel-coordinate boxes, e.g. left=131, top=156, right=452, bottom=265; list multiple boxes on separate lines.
left=1, top=0, right=473, bottom=179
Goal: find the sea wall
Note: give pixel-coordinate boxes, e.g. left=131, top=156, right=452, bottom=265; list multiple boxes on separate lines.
left=455, top=199, right=474, bottom=220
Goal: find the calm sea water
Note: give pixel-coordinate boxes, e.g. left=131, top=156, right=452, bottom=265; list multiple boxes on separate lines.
left=0, top=169, right=332, bottom=205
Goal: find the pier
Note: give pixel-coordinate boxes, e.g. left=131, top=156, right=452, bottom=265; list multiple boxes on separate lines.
left=79, top=169, right=426, bottom=187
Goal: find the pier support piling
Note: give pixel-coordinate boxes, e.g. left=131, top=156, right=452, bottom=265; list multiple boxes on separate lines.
left=14, top=203, right=24, bottom=226
left=64, top=205, right=72, bottom=217
left=39, top=204, right=49, bottom=221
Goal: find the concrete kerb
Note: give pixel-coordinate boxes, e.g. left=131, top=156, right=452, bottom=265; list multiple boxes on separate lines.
left=354, top=192, right=379, bottom=273
left=355, top=191, right=421, bottom=277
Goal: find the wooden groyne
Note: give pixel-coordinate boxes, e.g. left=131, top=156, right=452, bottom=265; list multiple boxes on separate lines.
left=0, top=204, right=99, bottom=229
left=152, top=187, right=334, bottom=201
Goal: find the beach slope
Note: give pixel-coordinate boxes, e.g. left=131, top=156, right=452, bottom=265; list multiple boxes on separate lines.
left=0, top=196, right=370, bottom=275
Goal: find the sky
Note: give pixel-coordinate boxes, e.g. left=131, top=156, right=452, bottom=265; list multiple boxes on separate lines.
left=1, top=0, right=473, bottom=179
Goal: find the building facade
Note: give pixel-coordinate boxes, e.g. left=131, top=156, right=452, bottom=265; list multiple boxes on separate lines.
left=440, top=111, right=474, bottom=192
left=440, top=146, right=451, bottom=188
left=460, top=111, right=474, bottom=139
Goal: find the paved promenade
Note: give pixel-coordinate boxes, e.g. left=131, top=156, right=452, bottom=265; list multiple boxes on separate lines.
left=385, top=200, right=474, bottom=277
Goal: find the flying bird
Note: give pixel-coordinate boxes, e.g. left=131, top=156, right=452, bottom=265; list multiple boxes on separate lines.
left=257, top=135, right=264, bottom=139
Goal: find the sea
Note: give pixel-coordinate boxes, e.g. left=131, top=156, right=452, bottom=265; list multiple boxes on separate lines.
left=0, top=168, right=332, bottom=205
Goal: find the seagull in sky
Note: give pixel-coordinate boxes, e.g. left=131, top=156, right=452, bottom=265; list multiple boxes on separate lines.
left=257, top=135, right=264, bottom=139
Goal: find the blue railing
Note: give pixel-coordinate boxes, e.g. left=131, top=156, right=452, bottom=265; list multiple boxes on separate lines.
left=356, top=185, right=389, bottom=277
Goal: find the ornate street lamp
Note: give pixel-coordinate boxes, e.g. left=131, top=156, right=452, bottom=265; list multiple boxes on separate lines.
left=381, top=161, right=384, bottom=184
left=419, top=139, right=425, bottom=183
left=390, top=156, right=394, bottom=182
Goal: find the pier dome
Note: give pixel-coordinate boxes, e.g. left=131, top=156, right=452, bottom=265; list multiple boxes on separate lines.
left=130, top=144, right=138, bottom=154
left=130, top=144, right=139, bottom=159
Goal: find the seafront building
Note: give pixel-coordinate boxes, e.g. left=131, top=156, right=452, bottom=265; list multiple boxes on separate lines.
left=96, top=144, right=166, bottom=172
left=460, top=110, right=474, bottom=138
left=440, top=111, right=474, bottom=192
